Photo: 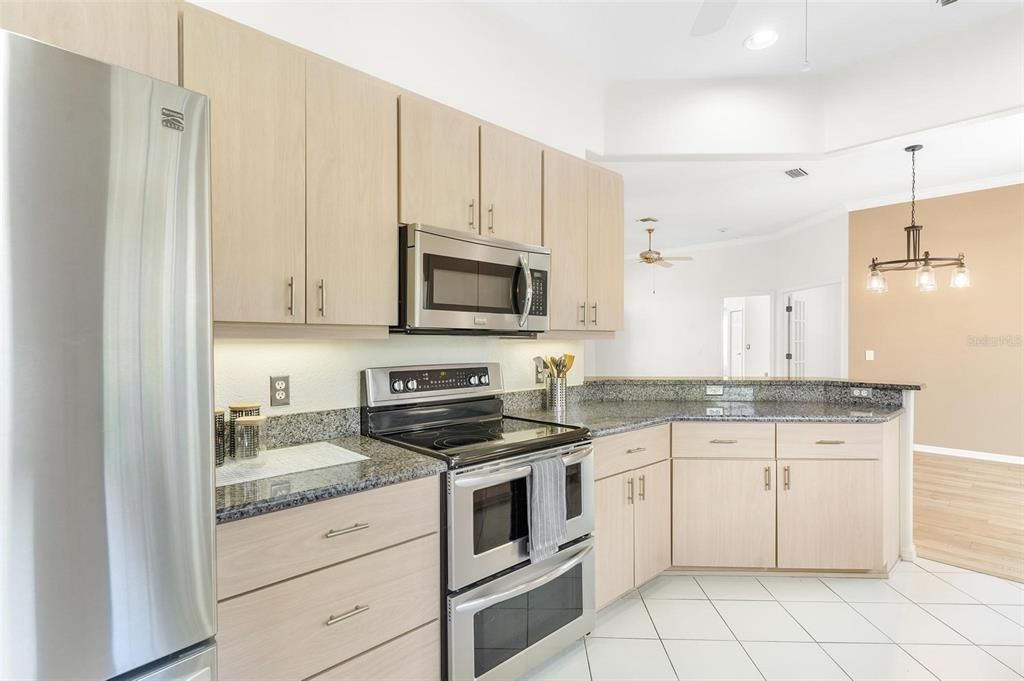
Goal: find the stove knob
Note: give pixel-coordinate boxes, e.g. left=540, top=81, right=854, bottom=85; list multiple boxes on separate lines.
left=391, top=379, right=404, bottom=392
left=480, top=374, right=490, bottom=385
left=468, top=375, right=479, bottom=385
left=406, top=379, right=418, bottom=391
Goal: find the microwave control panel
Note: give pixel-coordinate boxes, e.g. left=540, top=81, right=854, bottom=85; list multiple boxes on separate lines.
left=389, top=366, right=491, bottom=394
left=529, top=270, right=547, bottom=316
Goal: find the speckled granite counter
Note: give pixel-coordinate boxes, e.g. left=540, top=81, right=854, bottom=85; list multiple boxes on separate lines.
left=216, top=434, right=446, bottom=524
left=506, top=400, right=904, bottom=438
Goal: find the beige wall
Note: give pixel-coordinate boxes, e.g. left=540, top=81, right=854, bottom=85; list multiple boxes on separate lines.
left=849, top=184, right=1024, bottom=457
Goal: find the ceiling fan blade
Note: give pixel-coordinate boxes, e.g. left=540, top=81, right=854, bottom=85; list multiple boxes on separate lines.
left=690, top=0, right=738, bottom=37
left=663, top=256, right=694, bottom=262
left=655, top=260, right=674, bottom=268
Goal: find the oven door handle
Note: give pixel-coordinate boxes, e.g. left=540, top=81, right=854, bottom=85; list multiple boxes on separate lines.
left=454, top=543, right=593, bottom=615
left=516, top=254, right=533, bottom=328
left=561, top=447, right=592, bottom=467
left=454, top=464, right=532, bottom=489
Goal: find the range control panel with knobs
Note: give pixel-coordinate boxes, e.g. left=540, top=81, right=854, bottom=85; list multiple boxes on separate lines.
left=389, top=366, right=490, bottom=394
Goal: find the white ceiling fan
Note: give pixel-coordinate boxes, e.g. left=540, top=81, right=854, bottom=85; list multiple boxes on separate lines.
left=637, top=219, right=694, bottom=268
left=690, top=0, right=739, bottom=37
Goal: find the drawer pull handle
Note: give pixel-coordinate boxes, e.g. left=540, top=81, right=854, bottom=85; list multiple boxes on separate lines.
left=325, top=523, right=369, bottom=539
left=626, top=446, right=647, bottom=454
left=326, top=605, right=370, bottom=626
left=709, top=439, right=738, bottom=444
left=815, top=440, right=846, bottom=445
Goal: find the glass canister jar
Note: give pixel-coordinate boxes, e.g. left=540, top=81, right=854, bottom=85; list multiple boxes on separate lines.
left=227, top=403, right=261, bottom=459
left=232, top=415, right=266, bottom=460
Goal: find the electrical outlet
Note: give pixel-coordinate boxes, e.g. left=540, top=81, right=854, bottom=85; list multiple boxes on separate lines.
left=705, top=407, right=725, bottom=416
left=270, top=375, right=290, bottom=406
left=705, top=385, right=725, bottom=396
left=850, top=387, right=873, bottom=399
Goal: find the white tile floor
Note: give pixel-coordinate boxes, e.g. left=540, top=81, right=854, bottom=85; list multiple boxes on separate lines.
left=521, top=559, right=1024, bottom=681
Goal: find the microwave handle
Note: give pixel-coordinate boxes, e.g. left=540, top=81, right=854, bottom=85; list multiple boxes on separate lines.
left=454, top=542, right=593, bottom=615
left=517, top=254, right=533, bottom=328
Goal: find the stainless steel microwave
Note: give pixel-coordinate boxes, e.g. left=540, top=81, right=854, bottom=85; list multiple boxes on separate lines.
left=397, top=224, right=550, bottom=335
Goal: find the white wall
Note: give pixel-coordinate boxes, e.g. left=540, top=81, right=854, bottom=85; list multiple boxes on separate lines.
left=189, top=1, right=603, bottom=156
left=743, top=295, right=772, bottom=378
left=214, top=336, right=585, bottom=415
left=586, top=214, right=848, bottom=378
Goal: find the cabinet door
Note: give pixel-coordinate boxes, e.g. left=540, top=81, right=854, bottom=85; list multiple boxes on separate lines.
left=306, top=57, right=398, bottom=326
left=777, top=460, right=882, bottom=570
left=0, top=1, right=178, bottom=83
left=542, top=150, right=590, bottom=330
left=634, top=460, right=672, bottom=587
left=672, top=460, right=776, bottom=568
left=398, top=93, right=479, bottom=232
left=182, top=6, right=306, bottom=323
left=479, top=125, right=542, bottom=245
left=595, top=472, right=635, bottom=609
left=586, top=165, right=624, bottom=331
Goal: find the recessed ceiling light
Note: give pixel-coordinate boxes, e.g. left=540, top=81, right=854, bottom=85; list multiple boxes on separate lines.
left=744, top=29, right=779, bottom=50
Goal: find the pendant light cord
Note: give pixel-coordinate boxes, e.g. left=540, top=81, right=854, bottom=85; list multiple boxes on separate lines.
left=803, top=0, right=809, bottom=67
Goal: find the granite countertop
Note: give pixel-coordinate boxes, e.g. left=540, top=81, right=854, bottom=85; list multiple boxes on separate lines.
left=506, top=400, right=905, bottom=438
left=215, top=434, right=446, bottom=524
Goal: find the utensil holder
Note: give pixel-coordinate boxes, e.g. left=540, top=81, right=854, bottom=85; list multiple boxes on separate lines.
left=546, top=377, right=567, bottom=412
left=227, top=403, right=260, bottom=459
left=214, top=408, right=226, bottom=467
left=232, top=415, right=266, bottom=460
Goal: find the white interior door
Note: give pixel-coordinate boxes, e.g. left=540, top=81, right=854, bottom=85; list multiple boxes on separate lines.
left=786, top=284, right=841, bottom=378
left=729, top=309, right=744, bottom=378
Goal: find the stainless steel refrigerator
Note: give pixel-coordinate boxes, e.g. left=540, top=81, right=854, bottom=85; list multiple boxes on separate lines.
left=0, top=30, right=216, bottom=681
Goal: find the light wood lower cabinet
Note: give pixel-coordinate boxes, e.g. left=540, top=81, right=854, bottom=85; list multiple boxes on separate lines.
left=672, top=459, right=777, bottom=568
left=217, top=477, right=441, bottom=681
left=594, top=426, right=672, bottom=608
left=777, top=459, right=881, bottom=570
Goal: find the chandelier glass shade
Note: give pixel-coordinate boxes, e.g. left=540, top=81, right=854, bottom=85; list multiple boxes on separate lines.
left=866, top=144, right=970, bottom=293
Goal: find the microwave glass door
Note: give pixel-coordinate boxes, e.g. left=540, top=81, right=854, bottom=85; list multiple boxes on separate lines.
left=471, top=462, right=585, bottom=556
left=424, top=255, right=523, bottom=315
left=473, top=564, right=584, bottom=677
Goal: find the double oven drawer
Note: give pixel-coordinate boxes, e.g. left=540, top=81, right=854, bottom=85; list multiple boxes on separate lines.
left=447, top=441, right=594, bottom=591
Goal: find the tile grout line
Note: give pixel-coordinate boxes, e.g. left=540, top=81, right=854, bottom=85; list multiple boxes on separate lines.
left=581, top=636, right=595, bottom=681
left=891, top=642, right=942, bottom=681
left=765, top=595, right=855, bottom=681
left=695, top=579, right=767, bottom=681
left=639, top=590, right=682, bottom=681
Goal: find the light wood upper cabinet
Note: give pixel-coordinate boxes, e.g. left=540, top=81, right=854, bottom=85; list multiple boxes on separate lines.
left=182, top=6, right=306, bottom=324
left=672, top=459, right=777, bottom=568
left=306, top=57, right=398, bottom=326
left=480, top=124, right=542, bottom=245
left=587, top=165, right=625, bottom=331
left=0, top=1, right=178, bottom=82
left=542, top=149, right=590, bottom=330
left=633, top=460, right=672, bottom=586
left=595, top=471, right=635, bottom=610
left=399, top=93, right=479, bottom=232
left=777, top=459, right=882, bottom=570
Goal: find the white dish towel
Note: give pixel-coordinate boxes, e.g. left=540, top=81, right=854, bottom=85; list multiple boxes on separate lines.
left=527, top=455, right=568, bottom=562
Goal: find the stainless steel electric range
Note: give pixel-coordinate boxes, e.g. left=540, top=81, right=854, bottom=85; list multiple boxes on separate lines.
left=362, top=363, right=596, bottom=681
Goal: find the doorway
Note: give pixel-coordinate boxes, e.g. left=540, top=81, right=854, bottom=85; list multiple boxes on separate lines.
left=722, top=295, right=771, bottom=378
left=783, top=283, right=842, bottom=378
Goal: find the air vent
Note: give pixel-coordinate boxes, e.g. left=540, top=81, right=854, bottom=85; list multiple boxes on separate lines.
left=785, top=168, right=809, bottom=178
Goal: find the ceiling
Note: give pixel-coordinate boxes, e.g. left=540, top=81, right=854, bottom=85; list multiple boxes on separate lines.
left=612, top=112, right=1024, bottom=254
left=483, top=0, right=1021, bottom=80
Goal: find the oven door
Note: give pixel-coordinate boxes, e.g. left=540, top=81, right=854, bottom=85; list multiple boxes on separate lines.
left=448, top=443, right=593, bottom=591
left=406, top=225, right=549, bottom=333
left=448, top=538, right=595, bottom=681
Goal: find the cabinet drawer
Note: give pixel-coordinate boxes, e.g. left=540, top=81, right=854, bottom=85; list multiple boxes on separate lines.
left=309, top=622, right=440, bottom=681
left=218, top=533, right=440, bottom=681
left=776, top=423, right=883, bottom=460
left=594, top=424, right=670, bottom=479
left=672, top=422, right=775, bottom=459
left=218, top=476, right=439, bottom=599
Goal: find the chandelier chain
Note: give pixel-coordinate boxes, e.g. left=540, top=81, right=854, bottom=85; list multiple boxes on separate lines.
left=910, top=148, right=916, bottom=226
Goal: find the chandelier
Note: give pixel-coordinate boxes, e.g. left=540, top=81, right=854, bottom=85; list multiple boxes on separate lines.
left=866, top=144, right=970, bottom=293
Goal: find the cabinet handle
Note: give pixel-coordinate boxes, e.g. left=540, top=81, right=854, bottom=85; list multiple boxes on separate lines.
left=627, top=477, right=634, bottom=505
left=626, top=446, right=647, bottom=454
left=488, top=203, right=495, bottom=232
left=325, top=522, right=369, bottom=539
left=326, top=605, right=370, bottom=627
left=639, top=474, right=646, bottom=501
left=578, top=302, right=587, bottom=325
left=591, top=301, right=599, bottom=326
left=468, top=199, right=475, bottom=228
left=317, top=279, right=326, bottom=317
left=709, top=439, right=739, bottom=445
left=815, top=440, right=846, bottom=445
left=286, top=276, right=295, bottom=316
left=764, top=466, right=771, bottom=491
left=783, top=465, right=790, bottom=490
